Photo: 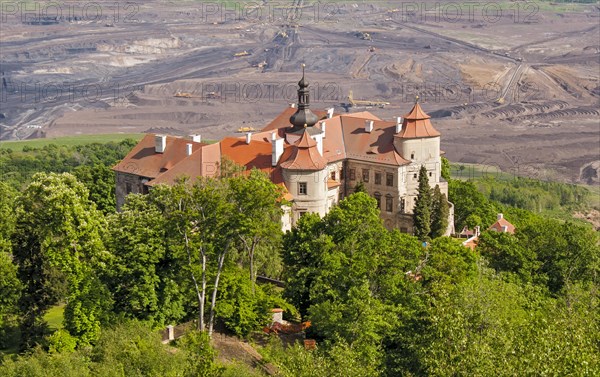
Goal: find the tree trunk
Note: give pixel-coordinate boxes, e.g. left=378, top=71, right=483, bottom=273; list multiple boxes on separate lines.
left=208, top=240, right=230, bottom=337
left=249, top=240, right=256, bottom=294
left=200, top=248, right=206, bottom=331
left=184, top=231, right=204, bottom=331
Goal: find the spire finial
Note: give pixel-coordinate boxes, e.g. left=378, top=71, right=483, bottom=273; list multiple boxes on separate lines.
left=298, top=64, right=309, bottom=89
left=415, top=95, right=419, bottom=104
left=304, top=123, right=307, bottom=128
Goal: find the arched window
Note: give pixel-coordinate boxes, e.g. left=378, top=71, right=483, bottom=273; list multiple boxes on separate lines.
left=374, top=192, right=381, bottom=209
left=385, top=194, right=393, bottom=212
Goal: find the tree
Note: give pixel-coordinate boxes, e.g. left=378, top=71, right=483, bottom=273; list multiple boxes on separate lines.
left=440, top=157, right=451, bottom=181
left=430, top=185, right=449, bottom=238
left=413, top=166, right=431, bottom=240
left=104, top=194, right=186, bottom=326
left=73, top=164, right=117, bottom=214
left=477, top=231, right=541, bottom=284
left=229, top=170, right=283, bottom=293
left=12, top=173, right=108, bottom=347
left=354, top=180, right=366, bottom=193
left=0, top=251, right=21, bottom=348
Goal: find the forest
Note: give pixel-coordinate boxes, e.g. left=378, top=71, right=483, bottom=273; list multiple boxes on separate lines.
left=0, top=141, right=598, bottom=376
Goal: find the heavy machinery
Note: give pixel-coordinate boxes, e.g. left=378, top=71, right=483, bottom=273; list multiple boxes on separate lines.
left=233, top=51, right=250, bottom=57
left=347, top=90, right=390, bottom=108
left=174, top=92, right=194, bottom=98
left=237, top=126, right=256, bottom=133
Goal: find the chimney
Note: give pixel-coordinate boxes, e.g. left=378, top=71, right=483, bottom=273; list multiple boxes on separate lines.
left=497, top=213, right=503, bottom=220
left=315, top=134, right=323, bottom=156
left=189, top=134, right=201, bottom=143
left=475, top=226, right=480, bottom=237
left=320, top=121, right=326, bottom=138
left=246, top=132, right=252, bottom=144
left=272, top=132, right=284, bottom=166
left=186, top=143, right=193, bottom=156
left=396, top=117, right=403, bottom=133
left=327, top=108, right=334, bottom=119
left=155, top=135, right=166, bottom=153
left=365, top=120, right=374, bottom=133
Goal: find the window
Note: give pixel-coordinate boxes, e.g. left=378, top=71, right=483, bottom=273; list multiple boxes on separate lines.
left=386, top=173, right=394, bottom=187
left=349, top=168, right=356, bottom=181
left=299, top=211, right=307, bottom=218
left=374, top=193, right=381, bottom=209
left=410, top=153, right=415, bottom=159
left=331, top=171, right=336, bottom=181
left=429, top=172, right=432, bottom=177
left=413, top=173, right=417, bottom=179
left=125, top=182, right=132, bottom=194
left=298, top=182, right=307, bottom=195
left=385, top=195, right=393, bottom=212
left=400, top=198, right=405, bottom=213
left=400, top=227, right=408, bottom=233
left=374, top=172, right=382, bottom=185
left=362, top=169, right=370, bottom=182
left=142, top=185, right=149, bottom=195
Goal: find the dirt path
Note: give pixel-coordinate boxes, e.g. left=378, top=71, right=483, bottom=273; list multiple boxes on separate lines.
left=211, top=331, right=279, bottom=376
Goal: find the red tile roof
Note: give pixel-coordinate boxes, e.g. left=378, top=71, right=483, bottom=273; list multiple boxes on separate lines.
left=280, top=130, right=328, bottom=171
left=339, top=116, right=410, bottom=166
left=113, top=134, right=205, bottom=178
left=488, top=217, right=516, bottom=234
left=147, top=143, right=220, bottom=186
left=397, top=102, right=441, bottom=139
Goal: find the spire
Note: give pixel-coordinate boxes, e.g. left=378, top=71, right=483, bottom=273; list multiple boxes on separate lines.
left=298, top=63, right=308, bottom=88
left=290, top=64, right=319, bottom=129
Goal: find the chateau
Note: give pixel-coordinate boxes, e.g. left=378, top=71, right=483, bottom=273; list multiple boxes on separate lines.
left=113, top=70, right=454, bottom=234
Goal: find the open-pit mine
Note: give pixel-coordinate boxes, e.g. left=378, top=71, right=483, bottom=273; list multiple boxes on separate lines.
left=1, top=0, right=598, bottom=183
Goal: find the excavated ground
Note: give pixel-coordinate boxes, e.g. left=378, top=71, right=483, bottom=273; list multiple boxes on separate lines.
left=0, top=0, right=598, bottom=184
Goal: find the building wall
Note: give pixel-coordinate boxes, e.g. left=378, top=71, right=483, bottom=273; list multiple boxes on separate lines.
left=115, top=171, right=149, bottom=210
left=283, top=168, right=329, bottom=224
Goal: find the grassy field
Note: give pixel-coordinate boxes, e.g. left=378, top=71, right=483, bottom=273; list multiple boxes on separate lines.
left=0, top=134, right=144, bottom=151
left=44, top=303, right=66, bottom=331
left=450, top=163, right=516, bottom=181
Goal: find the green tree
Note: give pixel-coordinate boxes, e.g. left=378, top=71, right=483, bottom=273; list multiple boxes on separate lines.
left=0, top=251, right=21, bottom=348
left=104, top=194, right=185, bottom=326
left=413, top=166, right=432, bottom=240
left=281, top=213, right=327, bottom=317
left=440, top=157, right=450, bottom=181
left=73, top=164, right=116, bottom=214
left=430, top=185, right=449, bottom=238
left=477, top=231, right=541, bottom=284
left=12, top=173, right=108, bottom=347
left=214, top=267, right=271, bottom=337
left=229, top=169, right=283, bottom=293
left=353, top=180, right=366, bottom=193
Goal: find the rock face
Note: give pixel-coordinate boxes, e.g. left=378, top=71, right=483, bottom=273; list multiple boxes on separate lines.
left=580, top=161, right=600, bottom=185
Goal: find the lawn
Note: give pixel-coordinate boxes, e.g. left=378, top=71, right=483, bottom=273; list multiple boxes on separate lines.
left=44, top=303, right=66, bottom=331
left=0, top=134, right=144, bottom=151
